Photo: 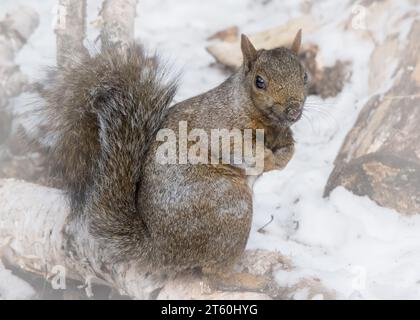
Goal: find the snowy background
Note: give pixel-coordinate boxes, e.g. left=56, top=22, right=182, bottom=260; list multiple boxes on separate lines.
left=1, top=0, right=420, bottom=299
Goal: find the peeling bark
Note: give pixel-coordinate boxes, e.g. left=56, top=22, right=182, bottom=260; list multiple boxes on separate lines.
left=0, top=179, right=268, bottom=299
left=0, top=179, right=334, bottom=299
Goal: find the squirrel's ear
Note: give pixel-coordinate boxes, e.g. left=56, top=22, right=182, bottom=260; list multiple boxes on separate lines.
left=241, top=34, right=257, bottom=71
left=291, top=29, right=302, bottom=55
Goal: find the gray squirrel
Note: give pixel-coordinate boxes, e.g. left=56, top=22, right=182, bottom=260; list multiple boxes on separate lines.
left=43, top=31, right=307, bottom=279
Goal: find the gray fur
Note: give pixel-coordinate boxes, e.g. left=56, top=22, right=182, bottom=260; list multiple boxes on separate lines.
left=44, top=36, right=306, bottom=273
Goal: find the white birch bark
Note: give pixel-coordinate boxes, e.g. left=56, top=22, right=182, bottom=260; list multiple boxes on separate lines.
left=0, top=179, right=335, bottom=299
left=0, top=179, right=274, bottom=299
left=55, top=0, right=88, bottom=68
left=99, top=0, right=138, bottom=49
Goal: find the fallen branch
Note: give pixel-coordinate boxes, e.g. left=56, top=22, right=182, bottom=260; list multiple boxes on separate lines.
left=0, top=178, right=334, bottom=299
left=0, top=179, right=271, bottom=299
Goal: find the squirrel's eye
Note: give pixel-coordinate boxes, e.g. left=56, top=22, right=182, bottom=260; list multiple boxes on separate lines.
left=255, top=75, right=266, bottom=89
left=303, top=72, right=308, bottom=85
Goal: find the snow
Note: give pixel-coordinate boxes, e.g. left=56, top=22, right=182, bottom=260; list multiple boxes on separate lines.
left=1, top=0, right=420, bottom=299
left=0, top=263, right=35, bottom=299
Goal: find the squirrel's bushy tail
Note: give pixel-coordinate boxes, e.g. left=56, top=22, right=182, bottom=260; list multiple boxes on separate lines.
left=44, top=44, right=177, bottom=220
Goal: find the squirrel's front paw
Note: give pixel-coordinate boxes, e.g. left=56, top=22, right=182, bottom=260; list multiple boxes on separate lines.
left=264, top=145, right=294, bottom=172
left=273, top=144, right=294, bottom=169
left=263, top=148, right=277, bottom=172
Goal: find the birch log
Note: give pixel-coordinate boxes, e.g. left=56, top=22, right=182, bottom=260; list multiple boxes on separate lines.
left=324, top=20, right=420, bottom=215
left=0, top=179, right=335, bottom=299
left=100, top=0, right=138, bottom=49
left=0, top=179, right=269, bottom=299
left=55, top=0, right=88, bottom=68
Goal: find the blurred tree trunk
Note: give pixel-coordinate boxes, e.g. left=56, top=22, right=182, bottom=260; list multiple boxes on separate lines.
left=0, top=7, right=39, bottom=143
left=324, top=21, right=420, bottom=215
left=55, top=0, right=88, bottom=68
left=100, top=0, right=138, bottom=49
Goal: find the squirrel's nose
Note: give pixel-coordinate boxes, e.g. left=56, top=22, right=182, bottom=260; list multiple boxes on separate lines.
left=286, top=101, right=301, bottom=111
left=285, top=102, right=303, bottom=122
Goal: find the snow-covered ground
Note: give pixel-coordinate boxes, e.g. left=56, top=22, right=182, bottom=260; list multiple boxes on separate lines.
left=1, top=0, right=420, bottom=299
